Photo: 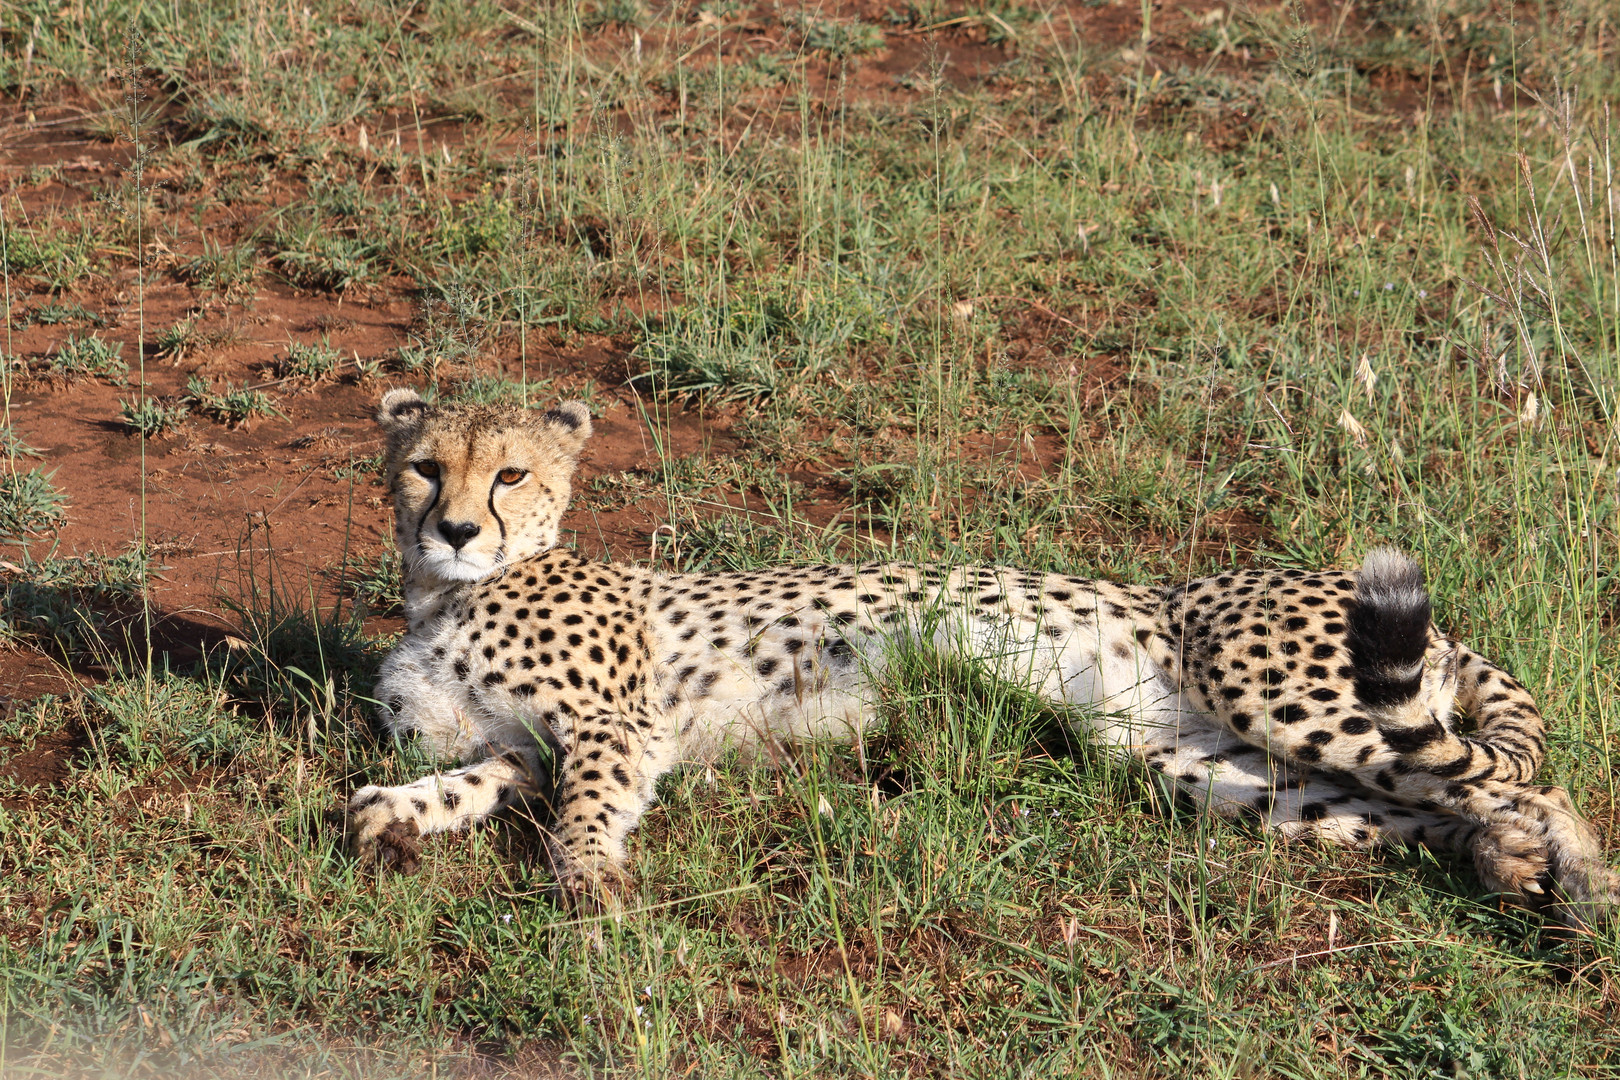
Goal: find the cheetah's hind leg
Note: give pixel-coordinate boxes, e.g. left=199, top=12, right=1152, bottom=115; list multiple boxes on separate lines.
left=1472, top=785, right=1620, bottom=932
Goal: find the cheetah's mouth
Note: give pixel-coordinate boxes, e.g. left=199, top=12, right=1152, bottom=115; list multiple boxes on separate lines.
left=410, top=541, right=505, bottom=584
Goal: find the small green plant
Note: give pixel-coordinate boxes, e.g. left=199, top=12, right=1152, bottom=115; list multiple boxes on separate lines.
left=0, top=468, right=67, bottom=539
left=391, top=329, right=480, bottom=380
left=25, top=301, right=104, bottom=326
left=179, top=237, right=260, bottom=298
left=582, top=0, right=647, bottom=30
left=48, top=334, right=127, bottom=382
left=443, top=374, right=552, bottom=406
left=332, top=452, right=384, bottom=480
left=340, top=543, right=403, bottom=616
left=273, top=224, right=382, bottom=292
left=786, top=11, right=886, bottom=58
left=183, top=376, right=282, bottom=428
left=278, top=338, right=344, bottom=382
left=0, top=424, right=40, bottom=458
left=696, top=0, right=746, bottom=21
left=634, top=286, right=888, bottom=401
left=211, top=534, right=385, bottom=724
left=154, top=316, right=199, bottom=360
left=118, top=397, right=189, bottom=436
left=436, top=184, right=519, bottom=259
left=1, top=225, right=94, bottom=289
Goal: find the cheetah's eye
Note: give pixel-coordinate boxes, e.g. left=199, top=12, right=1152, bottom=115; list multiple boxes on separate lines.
left=497, top=468, right=527, bottom=485
left=413, top=460, right=440, bottom=479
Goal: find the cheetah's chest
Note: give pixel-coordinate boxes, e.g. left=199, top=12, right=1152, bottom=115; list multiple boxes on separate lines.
left=428, top=555, right=657, bottom=726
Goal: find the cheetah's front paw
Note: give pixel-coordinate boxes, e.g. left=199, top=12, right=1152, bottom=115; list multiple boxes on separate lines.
left=345, top=786, right=425, bottom=874
left=544, top=842, right=631, bottom=913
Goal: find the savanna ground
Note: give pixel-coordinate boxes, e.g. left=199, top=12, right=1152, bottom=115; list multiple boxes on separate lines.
left=2, top=0, right=1619, bottom=1076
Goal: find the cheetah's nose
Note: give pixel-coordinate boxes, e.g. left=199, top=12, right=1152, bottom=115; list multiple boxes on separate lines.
left=438, top=520, right=482, bottom=549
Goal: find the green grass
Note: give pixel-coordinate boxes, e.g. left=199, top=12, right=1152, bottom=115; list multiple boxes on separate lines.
left=182, top=377, right=283, bottom=429
left=0, top=467, right=67, bottom=540
left=4, top=0, right=1620, bottom=1076
left=0, top=547, right=152, bottom=658
left=118, top=397, right=188, bottom=437
left=47, top=334, right=127, bottom=383
left=278, top=338, right=345, bottom=383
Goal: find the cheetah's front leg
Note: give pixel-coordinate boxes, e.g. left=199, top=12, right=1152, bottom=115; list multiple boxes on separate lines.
left=541, top=709, right=673, bottom=903
left=347, top=748, right=547, bottom=872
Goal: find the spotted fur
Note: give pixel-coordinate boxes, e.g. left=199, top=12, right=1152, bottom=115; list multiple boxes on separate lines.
left=345, top=390, right=1619, bottom=928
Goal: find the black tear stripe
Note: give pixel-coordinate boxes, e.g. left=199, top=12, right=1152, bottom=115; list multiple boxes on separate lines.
left=487, top=479, right=509, bottom=544
left=413, top=479, right=442, bottom=551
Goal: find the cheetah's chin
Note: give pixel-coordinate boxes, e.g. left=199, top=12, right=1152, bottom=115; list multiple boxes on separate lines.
left=411, top=549, right=504, bottom=585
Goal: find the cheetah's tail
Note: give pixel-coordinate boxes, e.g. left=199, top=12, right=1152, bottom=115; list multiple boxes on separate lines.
left=1347, top=547, right=1432, bottom=708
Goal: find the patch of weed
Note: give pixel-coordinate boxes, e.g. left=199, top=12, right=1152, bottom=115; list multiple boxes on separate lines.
left=182, top=377, right=282, bottom=428
left=0, top=468, right=67, bottom=540
left=47, top=334, right=127, bottom=383
left=634, top=281, right=892, bottom=401
left=0, top=547, right=149, bottom=658
left=273, top=216, right=384, bottom=293
left=211, top=576, right=384, bottom=730
left=331, top=453, right=383, bottom=480
left=786, top=11, right=886, bottom=58
left=277, top=338, right=344, bottom=382
left=178, top=237, right=260, bottom=299
left=153, top=316, right=200, bottom=361
left=23, top=301, right=105, bottom=327
left=1, top=223, right=94, bottom=290
left=118, top=397, right=189, bottom=437
left=582, top=0, right=647, bottom=31
left=339, top=543, right=402, bottom=617
left=435, top=183, right=520, bottom=259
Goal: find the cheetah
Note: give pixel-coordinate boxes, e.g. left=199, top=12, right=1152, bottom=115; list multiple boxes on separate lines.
left=345, top=388, right=1620, bottom=929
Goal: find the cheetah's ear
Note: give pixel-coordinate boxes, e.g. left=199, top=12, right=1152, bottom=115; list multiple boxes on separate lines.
left=377, top=388, right=429, bottom=434
left=537, top=400, right=593, bottom=457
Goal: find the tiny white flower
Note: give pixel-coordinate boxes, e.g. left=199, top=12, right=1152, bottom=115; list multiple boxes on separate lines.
left=635, top=1005, right=644, bottom=1016
left=1418, top=289, right=1428, bottom=298
left=644, top=985, right=653, bottom=997
left=1269, top=182, right=1280, bottom=206
left=502, top=913, right=513, bottom=923
left=817, top=793, right=834, bottom=818
left=1383, top=282, right=1395, bottom=291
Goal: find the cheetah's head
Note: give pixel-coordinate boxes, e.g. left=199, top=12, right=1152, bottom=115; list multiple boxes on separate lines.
left=376, top=388, right=593, bottom=584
